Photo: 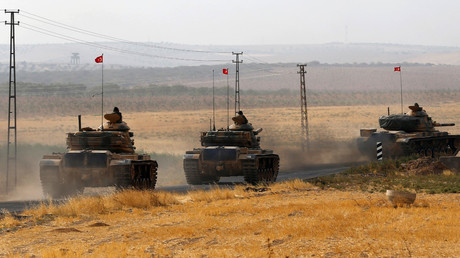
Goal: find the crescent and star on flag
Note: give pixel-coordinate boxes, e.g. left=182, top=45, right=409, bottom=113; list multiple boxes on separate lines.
left=95, top=55, right=103, bottom=63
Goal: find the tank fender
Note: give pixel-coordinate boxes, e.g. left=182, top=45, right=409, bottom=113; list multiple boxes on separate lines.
left=396, top=138, right=411, bottom=143
left=184, top=154, right=200, bottom=160
left=110, top=159, right=132, bottom=166
left=240, top=154, right=257, bottom=160
left=39, top=159, right=61, bottom=167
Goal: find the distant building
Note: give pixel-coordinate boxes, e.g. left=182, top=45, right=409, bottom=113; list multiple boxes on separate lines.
left=71, top=53, right=80, bottom=65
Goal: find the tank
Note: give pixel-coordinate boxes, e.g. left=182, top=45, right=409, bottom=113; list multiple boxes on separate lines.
left=358, top=103, right=460, bottom=159
left=183, top=114, right=280, bottom=185
left=39, top=113, right=158, bottom=198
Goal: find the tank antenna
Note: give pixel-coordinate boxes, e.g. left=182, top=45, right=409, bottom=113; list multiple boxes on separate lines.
left=212, top=69, right=216, bottom=131
left=78, top=115, right=82, bottom=131
left=225, top=67, right=229, bottom=130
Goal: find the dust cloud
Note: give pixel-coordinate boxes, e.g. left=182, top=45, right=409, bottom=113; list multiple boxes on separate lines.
left=0, top=144, right=63, bottom=202
left=275, top=138, right=368, bottom=171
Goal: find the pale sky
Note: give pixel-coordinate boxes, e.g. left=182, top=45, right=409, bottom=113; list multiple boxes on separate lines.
left=1, top=0, right=460, bottom=47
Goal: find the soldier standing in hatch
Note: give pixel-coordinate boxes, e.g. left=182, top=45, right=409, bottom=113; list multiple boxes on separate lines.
left=236, top=111, right=248, bottom=125
left=113, top=106, right=123, bottom=123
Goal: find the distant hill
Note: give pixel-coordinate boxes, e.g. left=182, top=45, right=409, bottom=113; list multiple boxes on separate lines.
left=1, top=42, right=460, bottom=69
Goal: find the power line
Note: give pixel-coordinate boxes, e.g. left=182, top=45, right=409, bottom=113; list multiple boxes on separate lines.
left=20, top=10, right=231, bottom=54
left=20, top=22, right=231, bottom=62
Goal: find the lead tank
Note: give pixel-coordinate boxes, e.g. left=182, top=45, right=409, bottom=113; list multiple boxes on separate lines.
left=358, top=103, right=460, bottom=159
left=39, top=113, right=158, bottom=198
left=183, top=114, right=280, bottom=185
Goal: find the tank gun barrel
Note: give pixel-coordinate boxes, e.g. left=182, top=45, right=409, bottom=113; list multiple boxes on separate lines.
left=254, top=128, right=263, bottom=135
left=434, top=122, right=455, bottom=127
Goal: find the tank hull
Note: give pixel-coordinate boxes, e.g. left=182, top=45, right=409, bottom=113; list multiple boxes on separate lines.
left=358, top=131, right=460, bottom=160
left=39, top=150, right=158, bottom=198
left=183, top=146, right=279, bottom=185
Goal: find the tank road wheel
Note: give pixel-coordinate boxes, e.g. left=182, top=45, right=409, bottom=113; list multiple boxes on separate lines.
left=40, top=166, right=66, bottom=199
left=243, top=155, right=280, bottom=185
left=448, top=139, right=458, bottom=156
left=183, top=159, right=219, bottom=185
left=424, top=147, right=434, bottom=158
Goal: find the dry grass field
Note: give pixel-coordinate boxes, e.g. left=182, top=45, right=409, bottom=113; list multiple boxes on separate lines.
left=1, top=180, right=459, bottom=257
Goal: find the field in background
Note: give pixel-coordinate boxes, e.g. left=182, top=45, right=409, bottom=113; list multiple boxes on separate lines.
left=1, top=90, right=460, bottom=120
left=1, top=102, right=459, bottom=154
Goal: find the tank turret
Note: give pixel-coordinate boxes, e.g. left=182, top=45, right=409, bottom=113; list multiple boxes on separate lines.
left=378, top=103, right=455, bottom=133
left=67, top=112, right=135, bottom=153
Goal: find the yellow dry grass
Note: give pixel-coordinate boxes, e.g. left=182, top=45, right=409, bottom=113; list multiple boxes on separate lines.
left=1, top=181, right=459, bottom=257
left=1, top=102, right=460, bottom=156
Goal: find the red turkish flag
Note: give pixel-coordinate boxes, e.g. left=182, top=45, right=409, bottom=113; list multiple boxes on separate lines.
left=223, top=68, right=228, bottom=75
left=95, top=55, right=103, bottom=63
left=394, top=66, right=401, bottom=72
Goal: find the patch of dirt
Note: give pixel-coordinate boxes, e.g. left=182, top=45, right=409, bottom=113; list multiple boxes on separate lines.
left=88, top=222, right=110, bottom=227
left=51, top=227, right=82, bottom=233
left=401, top=157, right=449, bottom=175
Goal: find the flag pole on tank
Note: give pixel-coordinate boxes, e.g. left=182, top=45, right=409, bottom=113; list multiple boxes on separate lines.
left=95, top=54, right=104, bottom=130
left=223, top=68, right=229, bottom=130
left=394, top=65, right=403, bottom=114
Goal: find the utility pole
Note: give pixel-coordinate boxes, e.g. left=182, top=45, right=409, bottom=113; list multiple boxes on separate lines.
left=232, top=52, right=243, bottom=114
left=297, top=64, right=309, bottom=151
left=5, top=9, right=19, bottom=194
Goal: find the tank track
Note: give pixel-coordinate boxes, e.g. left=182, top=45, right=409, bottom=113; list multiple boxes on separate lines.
left=40, top=166, right=83, bottom=198
left=115, top=161, right=158, bottom=189
left=40, top=166, right=65, bottom=198
left=243, top=154, right=280, bottom=185
left=114, top=166, right=132, bottom=188
left=132, top=161, right=158, bottom=189
left=402, top=137, right=459, bottom=158
left=183, top=159, right=219, bottom=185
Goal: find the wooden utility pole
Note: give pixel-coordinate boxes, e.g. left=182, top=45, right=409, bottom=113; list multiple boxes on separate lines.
left=297, top=64, right=309, bottom=151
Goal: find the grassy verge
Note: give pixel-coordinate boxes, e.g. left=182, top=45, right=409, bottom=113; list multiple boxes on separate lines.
left=307, top=156, right=460, bottom=193
left=1, top=180, right=459, bottom=257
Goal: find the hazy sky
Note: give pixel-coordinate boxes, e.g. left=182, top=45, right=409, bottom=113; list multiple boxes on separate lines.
left=1, top=0, right=460, bottom=47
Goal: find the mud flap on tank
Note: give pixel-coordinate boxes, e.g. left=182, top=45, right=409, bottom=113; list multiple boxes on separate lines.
left=243, top=154, right=279, bottom=185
